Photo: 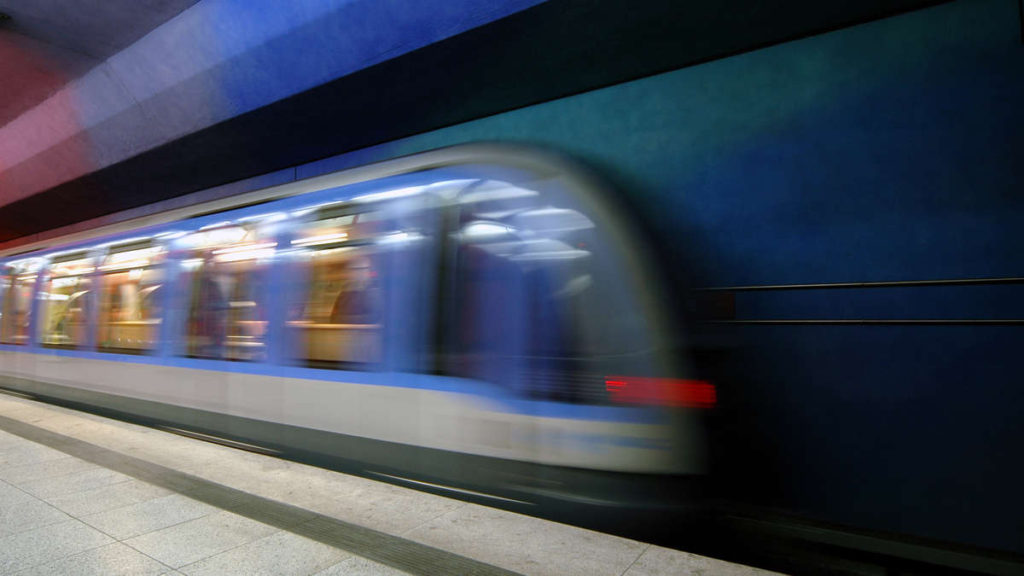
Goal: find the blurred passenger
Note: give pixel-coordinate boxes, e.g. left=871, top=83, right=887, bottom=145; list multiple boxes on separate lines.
left=329, top=257, right=379, bottom=324
left=189, top=258, right=230, bottom=358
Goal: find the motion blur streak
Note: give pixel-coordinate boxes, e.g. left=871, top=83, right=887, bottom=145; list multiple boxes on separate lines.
left=606, top=377, right=716, bottom=408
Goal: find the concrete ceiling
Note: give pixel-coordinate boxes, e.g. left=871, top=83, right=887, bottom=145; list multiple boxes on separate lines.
left=0, top=0, right=949, bottom=247
left=0, top=0, right=198, bottom=126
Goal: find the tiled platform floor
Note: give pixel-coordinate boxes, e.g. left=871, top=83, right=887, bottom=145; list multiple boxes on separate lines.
left=0, top=392, right=781, bottom=576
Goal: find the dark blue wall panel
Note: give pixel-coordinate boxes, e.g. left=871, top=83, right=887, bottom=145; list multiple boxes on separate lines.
left=298, top=0, right=1024, bottom=553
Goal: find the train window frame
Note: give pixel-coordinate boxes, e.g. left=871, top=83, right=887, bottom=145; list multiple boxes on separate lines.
left=175, top=221, right=278, bottom=363
left=1, top=257, right=45, bottom=346
left=37, top=250, right=97, bottom=350
left=94, top=239, right=167, bottom=356
left=285, top=204, right=388, bottom=371
left=283, top=187, right=446, bottom=373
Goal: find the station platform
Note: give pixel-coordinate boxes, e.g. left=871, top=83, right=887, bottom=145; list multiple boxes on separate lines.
left=0, top=391, right=779, bottom=576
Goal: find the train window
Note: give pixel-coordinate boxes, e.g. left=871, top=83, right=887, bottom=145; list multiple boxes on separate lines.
left=0, top=258, right=43, bottom=345
left=287, top=208, right=384, bottom=369
left=38, top=252, right=95, bottom=348
left=180, top=224, right=273, bottom=361
left=96, top=243, right=166, bottom=354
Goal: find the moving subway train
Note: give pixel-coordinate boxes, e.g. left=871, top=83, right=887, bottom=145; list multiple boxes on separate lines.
left=0, top=145, right=711, bottom=508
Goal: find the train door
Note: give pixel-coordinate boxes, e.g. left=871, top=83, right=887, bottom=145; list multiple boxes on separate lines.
left=439, top=190, right=530, bottom=394
left=438, top=178, right=605, bottom=400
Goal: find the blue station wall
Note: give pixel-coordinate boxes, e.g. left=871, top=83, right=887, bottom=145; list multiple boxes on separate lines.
left=290, top=0, right=1024, bottom=552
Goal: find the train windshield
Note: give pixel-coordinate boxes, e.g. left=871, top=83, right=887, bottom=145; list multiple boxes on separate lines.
left=441, top=177, right=663, bottom=403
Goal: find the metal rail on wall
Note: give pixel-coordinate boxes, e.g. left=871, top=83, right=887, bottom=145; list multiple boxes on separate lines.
left=697, top=276, right=1024, bottom=292
left=694, top=276, right=1024, bottom=326
left=710, top=319, right=1024, bottom=325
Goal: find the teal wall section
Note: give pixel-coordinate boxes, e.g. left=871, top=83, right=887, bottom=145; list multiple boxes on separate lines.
left=302, top=0, right=1023, bottom=286
left=299, top=0, right=1024, bottom=553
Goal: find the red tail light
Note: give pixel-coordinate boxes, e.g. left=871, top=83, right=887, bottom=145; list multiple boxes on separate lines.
left=605, top=376, right=716, bottom=408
